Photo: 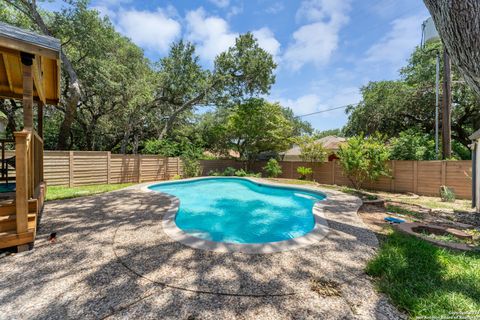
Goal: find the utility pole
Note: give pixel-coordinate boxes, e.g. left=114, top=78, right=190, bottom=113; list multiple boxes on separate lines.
left=442, top=48, right=452, bottom=159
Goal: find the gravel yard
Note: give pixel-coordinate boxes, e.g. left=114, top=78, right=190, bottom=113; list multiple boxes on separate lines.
left=0, top=183, right=403, bottom=319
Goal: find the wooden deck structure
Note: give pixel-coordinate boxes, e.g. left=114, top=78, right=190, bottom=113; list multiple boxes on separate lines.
left=0, top=22, right=61, bottom=250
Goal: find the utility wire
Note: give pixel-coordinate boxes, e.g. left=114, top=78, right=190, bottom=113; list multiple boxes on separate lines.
left=296, top=103, right=359, bottom=118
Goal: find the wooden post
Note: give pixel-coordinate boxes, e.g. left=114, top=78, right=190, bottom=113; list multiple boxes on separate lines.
left=38, top=101, right=44, bottom=139
left=332, top=160, right=336, bottom=185
left=441, top=160, right=447, bottom=186
left=413, top=161, right=418, bottom=194
left=107, top=151, right=111, bottom=184
left=14, top=131, right=29, bottom=240
left=164, top=157, right=168, bottom=180
left=137, top=154, right=142, bottom=183
left=177, top=157, right=180, bottom=176
left=69, top=151, right=74, bottom=187
left=390, top=160, right=396, bottom=192
left=21, top=53, right=34, bottom=130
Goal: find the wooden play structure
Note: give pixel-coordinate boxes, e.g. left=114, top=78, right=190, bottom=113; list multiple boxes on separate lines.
left=0, top=22, right=61, bottom=250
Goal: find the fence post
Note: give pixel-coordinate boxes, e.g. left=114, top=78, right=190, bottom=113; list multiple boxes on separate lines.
left=441, top=161, right=446, bottom=186
left=413, top=161, right=418, bottom=194
left=107, top=151, right=111, bottom=184
left=390, top=160, right=395, bottom=192
left=177, top=157, right=180, bottom=176
left=137, top=154, right=142, bottom=183
left=69, top=151, right=74, bottom=187
left=331, top=160, right=336, bottom=185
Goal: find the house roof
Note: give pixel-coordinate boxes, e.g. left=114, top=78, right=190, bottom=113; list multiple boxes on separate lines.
left=282, top=136, right=346, bottom=156
left=470, top=129, right=480, bottom=141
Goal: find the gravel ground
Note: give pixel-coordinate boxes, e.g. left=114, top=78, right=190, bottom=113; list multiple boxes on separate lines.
left=0, top=181, right=404, bottom=319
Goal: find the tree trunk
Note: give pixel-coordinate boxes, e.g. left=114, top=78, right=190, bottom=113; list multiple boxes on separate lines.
left=423, top=0, right=480, bottom=98
left=20, top=1, right=81, bottom=149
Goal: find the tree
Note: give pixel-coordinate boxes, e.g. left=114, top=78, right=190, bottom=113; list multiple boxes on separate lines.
left=154, top=33, right=276, bottom=140
left=3, top=0, right=84, bottom=149
left=337, top=134, right=390, bottom=190
left=222, top=98, right=293, bottom=166
left=294, top=136, right=328, bottom=163
left=423, top=0, right=480, bottom=97
left=344, top=41, right=480, bottom=156
left=389, top=129, right=436, bottom=160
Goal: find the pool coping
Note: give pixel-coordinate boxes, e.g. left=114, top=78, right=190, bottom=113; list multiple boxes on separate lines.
left=140, top=177, right=344, bottom=254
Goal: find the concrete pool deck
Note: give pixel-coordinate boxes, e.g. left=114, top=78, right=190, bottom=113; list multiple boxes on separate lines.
left=0, top=180, right=404, bottom=319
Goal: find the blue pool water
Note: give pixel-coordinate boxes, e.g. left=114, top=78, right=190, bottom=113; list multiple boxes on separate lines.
left=148, top=178, right=326, bottom=244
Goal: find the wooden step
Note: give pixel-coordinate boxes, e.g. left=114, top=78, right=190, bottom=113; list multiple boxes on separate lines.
left=0, top=199, right=38, bottom=216
left=0, top=229, right=34, bottom=249
left=0, top=213, right=36, bottom=232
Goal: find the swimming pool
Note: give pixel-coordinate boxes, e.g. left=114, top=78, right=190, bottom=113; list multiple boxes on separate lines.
left=148, top=178, right=326, bottom=244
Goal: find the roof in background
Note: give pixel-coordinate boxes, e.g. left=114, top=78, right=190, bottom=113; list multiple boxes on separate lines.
left=470, top=129, right=480, bottom=141
left=0, top=22, right=61, bottom=52
left=282, top=136, right=346, bottom=156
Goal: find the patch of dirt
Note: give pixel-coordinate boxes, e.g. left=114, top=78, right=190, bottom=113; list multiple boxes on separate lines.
left=310, top=278, right=342, bottom=297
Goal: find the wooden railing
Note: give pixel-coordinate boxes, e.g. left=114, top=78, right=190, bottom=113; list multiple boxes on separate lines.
left=14, top=129, right=44, bottom=234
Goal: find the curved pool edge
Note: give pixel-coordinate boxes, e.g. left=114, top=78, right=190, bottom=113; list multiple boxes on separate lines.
left=140, top=177, right=359, bottom=254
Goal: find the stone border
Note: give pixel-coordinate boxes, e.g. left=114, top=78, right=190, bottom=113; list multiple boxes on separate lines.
left=141, top=177, right=337, bottom=254
left=395, top=222, right=478, bottom=252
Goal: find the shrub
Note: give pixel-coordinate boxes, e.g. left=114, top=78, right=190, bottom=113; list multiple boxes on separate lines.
left=208, top=170, right=221, bottom=176
left=234, top=169, right=247, bottom=177
left=338, top=134, right=390, bottom=190
left=172, top=174, right=181, bottom=180
left=181, top=156, right=201, bottom=178
left=297, top=166, right=313, bottom=180
left=263, top=159, right=282, bottom=178
left=223, top=167, right=237, bottom=176
left=440, top=186, right=456, bottom=202
left=389, top=129, right=436, bottom=160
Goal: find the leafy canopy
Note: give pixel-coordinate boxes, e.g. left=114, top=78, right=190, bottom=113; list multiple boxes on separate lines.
left=338, top=134, right=390, bottom=190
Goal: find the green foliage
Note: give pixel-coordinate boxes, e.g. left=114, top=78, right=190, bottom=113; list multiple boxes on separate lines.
left=337, top=134, right=390, bottom=190
left=297, top=166, right=313, bottom=180
left=389, top=129, right=436, bottom=160
left=234, top=169, right=247, bottom=177
left=366, top=231, right=480, bottom=318
left=181, top=157, right=201, bottom=178
left=440, top=186, right=456, bottom=202
left=223, top=167, right=237, bottom=176
left=263, top=159, right=282, bottom=178
left=314, top=128, right=342, bottom=139
left=46, top=183, right=134, bottom=201
left=294, top=136, right=328, bottom=162
left=211, top=98, right=294, bottom=161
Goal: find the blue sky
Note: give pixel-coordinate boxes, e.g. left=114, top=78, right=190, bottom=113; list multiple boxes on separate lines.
left=46, top=0, right=430, bottom=131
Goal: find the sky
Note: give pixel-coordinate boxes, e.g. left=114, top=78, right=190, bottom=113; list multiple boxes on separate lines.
left=45, top=0, right=430, bottom=132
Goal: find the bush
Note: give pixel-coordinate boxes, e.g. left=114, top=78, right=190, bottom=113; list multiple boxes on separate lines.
left=440, top=186, right=456, bottom=202
left=172, top=174, right=181, bottom=180
left=263, top=159, right=282, bottom=178
left=389, top=129, right=436, bottom=160
left=223, top=167, right=237, bottom=176
left=181, top=156, right=201, bottom=178
left=338, top=134, right=390, bottom=190
left=234, top=169, right=247, bottom=177
left=297, top=166, right=313, bottom=180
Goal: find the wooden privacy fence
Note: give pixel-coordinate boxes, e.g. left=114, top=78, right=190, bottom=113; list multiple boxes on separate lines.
left=199, top=159, right=473, bottom=200
left=42, top=151, right=183, bottom=187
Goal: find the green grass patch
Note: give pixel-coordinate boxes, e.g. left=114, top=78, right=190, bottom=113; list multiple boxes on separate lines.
left=46, top=183, right=135, bottom=201
left=366, top=231, right=480, bottom=318
left=266, top=178, right=317, bottom=185
left=386, top=204, right=423, bottom=219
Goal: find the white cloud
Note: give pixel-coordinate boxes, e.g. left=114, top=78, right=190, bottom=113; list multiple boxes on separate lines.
left=208, top=0, right=230, bottom=8
left=116, top=8, right=181, bottom=54
left=277, top=94, right=323, bottom=116
left=365, top=14, right=426, bottom=71
left=252, top=27, right=281, bottom=58
left=284, top=0, right=351, bottom=70
left=265, top=3, right=285, bottom=14
left=92, top=5, right=117, bottom=20
left=185, top=8, right=237, bottom=62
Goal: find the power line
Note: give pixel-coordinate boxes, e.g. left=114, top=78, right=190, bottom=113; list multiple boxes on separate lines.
left=296, top=103, right=359, bottom=118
